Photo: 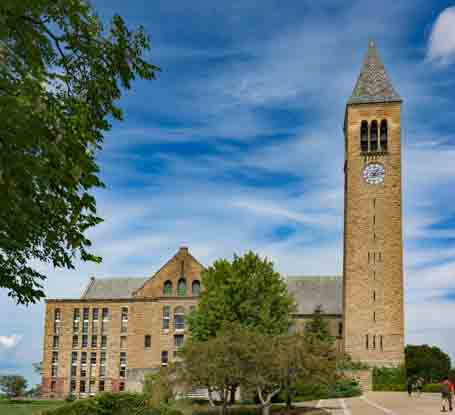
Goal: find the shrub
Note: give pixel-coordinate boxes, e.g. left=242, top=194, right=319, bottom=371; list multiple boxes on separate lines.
left=423, top=383, right=442, bottom=393
left=372, top=366, right=406, bottom=389
left=41, top=392, right=182, bottom=415
left=65, top=394, right=77, bottom=403
left=329, top=378, right=362, bottom=398
left=373, top=384, right=406, bottom=392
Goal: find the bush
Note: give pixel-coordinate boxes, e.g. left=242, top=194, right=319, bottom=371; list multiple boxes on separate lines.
left=41, top=392, right=183, bottom=415
left=423, top=383, right=442, bottom=393
left=329, top=378, right=362, bottom=398
left=373, top=366, right=406, bottom=389
left=65, top=394, right=77, bottom=403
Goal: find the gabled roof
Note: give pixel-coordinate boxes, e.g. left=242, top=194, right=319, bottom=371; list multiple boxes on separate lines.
left=348, top=40, right=401, bottom=105
left=286, top=275, right=342, bottom=315
left=81, top=277, right=147, bottom=299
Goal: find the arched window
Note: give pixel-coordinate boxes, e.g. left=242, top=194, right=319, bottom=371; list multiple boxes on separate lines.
left=163, top=281, right=172, bottom=296
left=192, top=280, right=201, bottom=296
left=360, top=121, right=368, bottom=152
left=370, top=120, right=378, bottom=151
left=177, top=278, right=187, bottom=296
left=174, top=306, right=185, bottom=330
left=380, top=120, right=388, bottom=151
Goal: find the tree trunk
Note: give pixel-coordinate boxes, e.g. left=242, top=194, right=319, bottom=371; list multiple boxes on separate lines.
left=230, top=385, right=237, bottom=405
left=262, top=404, right=271, bottom=415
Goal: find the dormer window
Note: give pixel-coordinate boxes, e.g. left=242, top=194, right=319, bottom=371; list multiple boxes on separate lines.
left=177, top=278, right=187, bottom=296
left=163, top=280, right=173, bottom=296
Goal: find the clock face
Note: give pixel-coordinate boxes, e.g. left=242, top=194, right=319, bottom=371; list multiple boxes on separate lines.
left=363, top=163, right=385, bottom=185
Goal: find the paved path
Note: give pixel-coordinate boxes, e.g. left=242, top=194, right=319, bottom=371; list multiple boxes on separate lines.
left=298, top=392, right=445, bottom=415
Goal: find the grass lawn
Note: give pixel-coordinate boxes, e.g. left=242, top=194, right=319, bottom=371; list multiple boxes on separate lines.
left=0, top=400, right=64, bottom=415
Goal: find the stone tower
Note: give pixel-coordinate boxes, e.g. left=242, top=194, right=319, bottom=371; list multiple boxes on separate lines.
left=342, top=41, right=404, bottom=366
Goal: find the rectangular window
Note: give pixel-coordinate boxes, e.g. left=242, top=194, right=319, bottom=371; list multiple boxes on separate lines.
left=71, top=365, right=77, bottom=377
left=338, top=322, right=343, bottom=337
left=144, top=335, right=151, bottom=349
left=54, top=308, right=61, bottom=322
left=100, top=365, right=106, bottom=377
left=102, top=308, right=109, bottom=321
left=82, top=320, right=89, bottom=334
left=90, top=352, right=97, bottom=367
left=70, top=380, right=76, bottom=393
left=82, top=335, right=88, bottom=348
left=53, top=336, right=59, bottom=349
left=119, top=351, right=127, bottom=378
left=73, top=309, right=80, bottom=332
left=373, top=311, right=376, bottom=322
left=121, top=307, right=128, bottom=333
left=162, top=306, right=170, bottom=330
left=81, top=352, right=87, bottom=377
left=92, top=320, right=98, bottom=334
left=100, top=351, right=106, bottom=378
left=368, top=252, right=371, bottom=264
left=89, top=379, right=95, bottom=394
left=91, top=335, right=98, bottom=348
left=121, top=307, right=128, bottom=321
left=71, top=352, right=78, bottom=364
left=119, top=382, right=125, bottom=392
left=174, top=334, right=184, bottom=349
left=83, top=308, right=89, bottom=321
left=99, top=380, right=105, bottom=392
left=71, top=351, right=77, bottom=376
left=80, top=380, right=86, bottom=394
left=51, top=365, right=58, bottom=377
left=72, top=335, right=79, bottom=348
left=373, top=335, right=376, bottom=349
left=101, top=336, right=107, bottom=349
left=365, top=334, right=369, bottom=350
left=52, top=351, right=59, bottom=364
left=120, top=336, right=127, bottom=349
left=161, top=350, right=168, bottom=366
left=380, top=335, right=384, bottom=351
left=51, top=380, right=56, bottom=392
left=373, top=291, right=376, bottom=301
left=92, top=308, right=99, bottom=321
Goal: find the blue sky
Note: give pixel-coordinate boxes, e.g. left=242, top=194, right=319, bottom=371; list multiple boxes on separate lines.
left=2, top=0, right=455, bottom=386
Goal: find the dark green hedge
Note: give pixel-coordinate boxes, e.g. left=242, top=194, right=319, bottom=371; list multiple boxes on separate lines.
left=373, top=384, right=406, bottom=392
left=423, top=384, right=442, bottom=393
left=41, top=393, right=178, bottom=415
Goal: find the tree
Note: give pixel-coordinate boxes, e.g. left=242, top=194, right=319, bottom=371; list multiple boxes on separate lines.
left=180, top=324, right=250, bottom=415
left=0, top=375, right=28, bottom=398
left=0, top=0, right=159, bottom=303
left=188, top=251, right=296, bottom=341
left=32, top=361, right=43, bottom=376
left=405, top=344, right=451, bottom=383
left=143, top=367, right=176, bottom=408
left=304, top=305, right=335, bottom=346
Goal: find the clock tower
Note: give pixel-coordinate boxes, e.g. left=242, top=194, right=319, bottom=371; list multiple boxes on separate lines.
left=343, top=41, right=404, bottom=366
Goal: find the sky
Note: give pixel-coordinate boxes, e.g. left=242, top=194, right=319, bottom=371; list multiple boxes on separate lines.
left=2, top=0, right=455, bottom=386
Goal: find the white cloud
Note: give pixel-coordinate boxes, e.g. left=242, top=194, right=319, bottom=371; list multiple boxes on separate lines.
left=428, top=7, right=455, bottom=64
left=0, top=335, right=21, bottom=350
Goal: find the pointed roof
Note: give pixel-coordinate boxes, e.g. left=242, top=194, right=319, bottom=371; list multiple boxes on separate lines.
left=348, top=40, right=401, bottom=105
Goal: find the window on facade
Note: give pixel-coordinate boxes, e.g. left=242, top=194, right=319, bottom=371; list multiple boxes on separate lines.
left=360, top=121, right=368, bottom=152
left=174, top=334, right=184, bottom=349
left=92, top=319, right=98, bottom=334
left=82, top=335, right=88, bottom=348
left=81, top=352, right=87, bottom=377
left=163, top=280, right=173, bottom=296
left=52, top=351, right=59, bottom=364
left=101, top=308, right=109, bottom=334
left=192, top=280, right=201, bottom=296
left=102, top=308, right=109, bottom=321
left=90, top=352, right=97, bottom=367
left=380, top=335, right=384, bottom=351
left=89, top=379, right=95, bottom=394
left=83, top=307, right=89, bottom=320
left=120, top=336, right=127, bottom=349
left=91, top=335, right=98, bottom=348
left=370, top=120, right=378, bottom=151
left=51, top=365, right=58, bottom=377
left=82, top=319, right=89, bottom=334
left=100, top=365, right=106, bottom=377
left=144, top=335, right=151, bottom=349
left=380, top=120, right=388, bottom=151
left=72, top=335, right=79, bottom=348
left=366, top=334, right=369, bottom=350
left=161, top=351, right=169, bottom=366
left=51, top=380, right=56, bottom=392
left=54, top=308, right=61, bottom=322
left=338, top=322, right=343, bottom=337
left=177, top=278, right=187, bottom=296
left=373, top=291, right=376, bottom=302
left=99, top=380, right=105, bottom=392
left=54, top=312, right=61, bottom=335
left=70, top=380, right=76, bottom=393
left=119, top=382, right=125, bottom=392
left=100, top=351, right=106, bottom=365
left=80, top=380, right=86, bottom=393
left=71, top=352, right=77, bottom=377
left=174, top=307, right=185, bottom=331
left=101, top=336, right=107, bottom=349
left=121, top=307, right=128, bottom=333
left=71, top=365, right=77, bottom=377
left=119, top=352, right=127, bottom=378
left=73, top=309, right=80, bottom=332
left=373, top=311, right=376, bottom=322
left=53, top=336, right=59, bottom=349
left=162, top=306, right=170, bottom=330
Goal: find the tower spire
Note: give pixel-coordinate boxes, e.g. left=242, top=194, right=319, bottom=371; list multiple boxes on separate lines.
left=348, top=41, right=401, bottom=105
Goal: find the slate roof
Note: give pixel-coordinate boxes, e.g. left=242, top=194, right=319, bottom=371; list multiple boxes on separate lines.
left=81, top=277, right=147, bottom=299
left=286, top=276, right=343, bottom=315
left=348, top=40, right=401, bottom=105
left=80, top=275, right=344, bottom=316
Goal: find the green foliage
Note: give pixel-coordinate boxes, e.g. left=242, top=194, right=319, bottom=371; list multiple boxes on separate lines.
left=329, top=378, right=362, bottom=398
left=65, top=394, right=77, bottom=403
left=0, top=375, right=27, bottom=397
left=304, top=305, right=335, bottom=346
left=372, top=384, right=406, bottom=392
left=188, top=252, right=296, bottom=341
left=293, top=377, right=361, bottom=401
left=336, top=355, right=369, bottom=371
left=41, top=393, right=175, bottom=415
left=405, top=344, right=451, bottom=383
left=0, top=0, right=158, bottom=303
left=422, top=383, right=443, bottom=393
left=372, top=366, right=406, bottom=389
left=0, top=399, right=64, bottom=415
left=143, top=368, right=176, bottom=407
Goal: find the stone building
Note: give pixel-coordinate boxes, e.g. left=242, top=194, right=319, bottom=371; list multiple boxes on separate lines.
left=41, top=41, right=404, bottom=398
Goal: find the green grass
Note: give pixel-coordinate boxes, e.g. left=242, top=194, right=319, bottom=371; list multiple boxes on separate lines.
left=0, top=400, right=64, bottom=415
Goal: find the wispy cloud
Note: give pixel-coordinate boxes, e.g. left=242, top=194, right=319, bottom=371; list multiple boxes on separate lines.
left=0, top=335, right=22, bottom=350
left=427, top=6, right=455, bottom=64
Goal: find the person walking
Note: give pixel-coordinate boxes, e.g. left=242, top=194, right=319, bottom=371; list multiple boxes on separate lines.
left=407, top=377, right=413, bottom=397
left=441, top=377, right=453, bottom=412
left=416, top=377, right=424, bottom=397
